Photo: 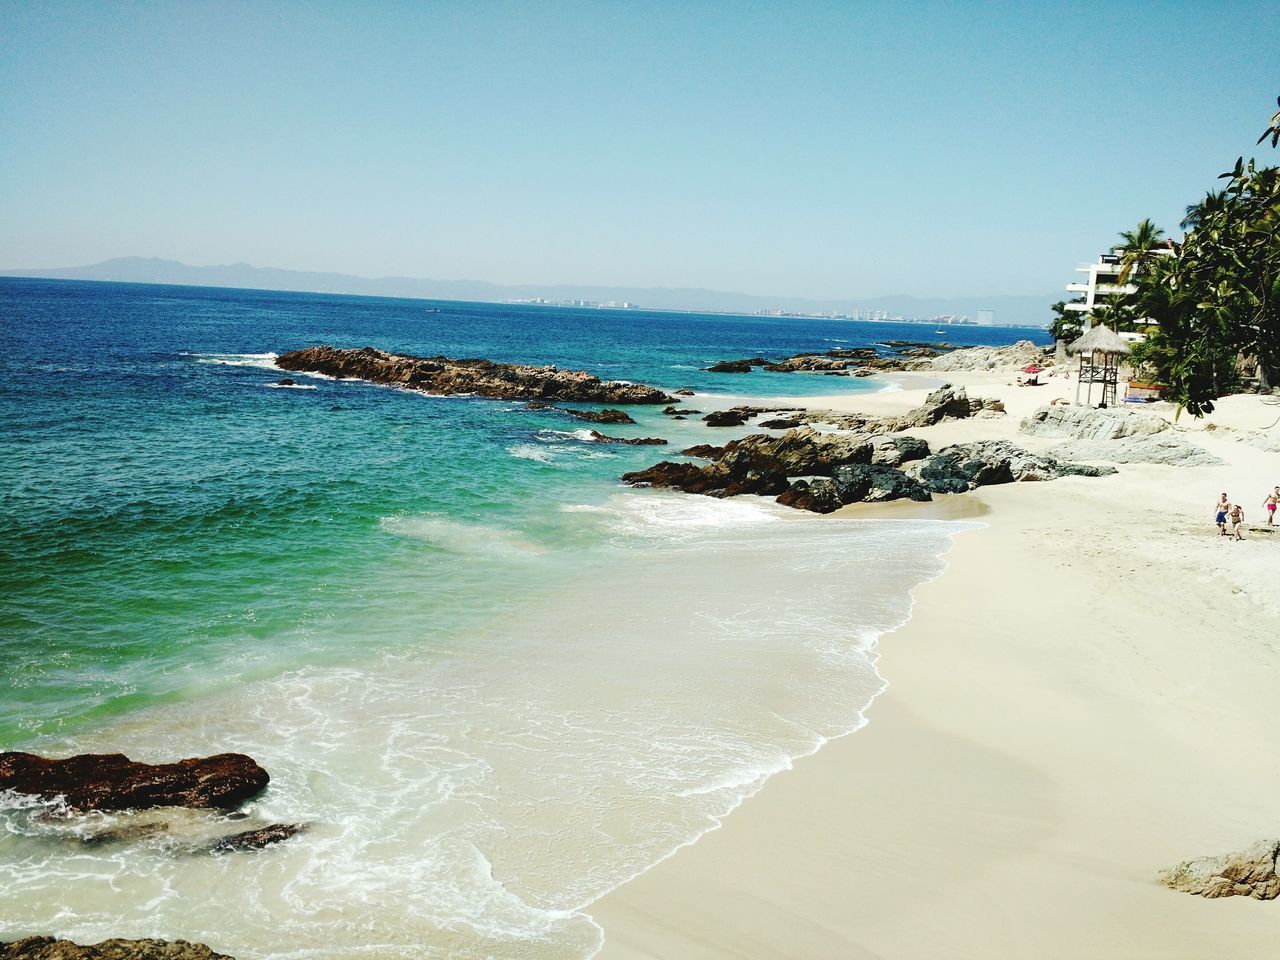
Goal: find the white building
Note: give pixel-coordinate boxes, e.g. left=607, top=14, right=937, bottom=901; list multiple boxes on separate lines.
left=1065, top=250, right=1134, bottom=317
left=976, top=309, right=994, bottom=326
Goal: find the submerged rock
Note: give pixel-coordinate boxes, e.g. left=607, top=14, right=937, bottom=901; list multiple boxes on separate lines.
left=1160, top=839, right=1280, bottom=899
left=564, top=408, right=636, bottom=424
left=208, top=822, right=308, bottom=854
left=0, top=939, right=233, bottom=960
left=276, top=346, right=673, bottom=404
left=0, top=753, right=269, bottom=813
left=584, top=431, right=667, bottom=446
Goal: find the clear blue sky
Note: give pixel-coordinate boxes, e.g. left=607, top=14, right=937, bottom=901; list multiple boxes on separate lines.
left=1, top=1, right=1276, bottom=299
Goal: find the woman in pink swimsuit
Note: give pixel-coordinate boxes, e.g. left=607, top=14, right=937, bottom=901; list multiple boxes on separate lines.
left=1263, top=487, right=1278, bottom=527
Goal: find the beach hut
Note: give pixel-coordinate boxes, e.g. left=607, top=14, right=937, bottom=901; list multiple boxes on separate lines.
left=1069, top=324, right=1131, bottom=408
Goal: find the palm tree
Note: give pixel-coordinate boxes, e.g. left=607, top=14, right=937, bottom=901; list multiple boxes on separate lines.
left=1180, top=190, right=1226, bottom=233
left=1116, top=218, right=1166, bottom=283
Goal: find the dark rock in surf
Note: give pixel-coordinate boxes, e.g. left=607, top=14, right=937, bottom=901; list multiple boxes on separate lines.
left=705, top=359, right=764, bottom=373
left=585, top=431, right=668, bottom=446
left=565, top=408, right=636, bottom=424
left=703, top=410, right=749, bottom=427
left=274, top=378, right=296, bottom=386
left=208, top=822, right=308, bottom=854
left=0, top=938, right=234, bottom=960
left=758, top=418, right=803, bottom=429
left=0, top=752, right=269, bottom=813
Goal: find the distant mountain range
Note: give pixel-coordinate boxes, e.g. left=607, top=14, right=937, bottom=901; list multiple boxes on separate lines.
left=1, top=257, right=1056, bottom=326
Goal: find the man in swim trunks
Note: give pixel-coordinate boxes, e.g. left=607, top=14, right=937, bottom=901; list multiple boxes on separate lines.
left=1215, top=492, right=1230, bottom=536
left=1263, top=487, right=1278, bottom=526
left=1229, top=503, right=1246, bottom=540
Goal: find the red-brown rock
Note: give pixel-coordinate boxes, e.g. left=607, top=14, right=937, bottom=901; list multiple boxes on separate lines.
left=0, top=752, right=270, bottom=812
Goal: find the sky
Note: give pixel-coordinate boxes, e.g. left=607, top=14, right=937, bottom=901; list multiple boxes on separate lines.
left=0, top=1, right=1276, bottom=299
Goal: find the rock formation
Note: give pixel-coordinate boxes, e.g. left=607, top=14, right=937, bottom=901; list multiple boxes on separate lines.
left=0, top=752, right=269, bottom=812
left=0, top=939, right=234, bottom=960
left=1019, top=405, right=1170, bottom=441
left=906, top=440, right=1116, bottom=494
left=1049, top=435, right=1223, bottom=467
left=1160, top=839, right=1280, bottom=899
left=705, top=359, right=764, bottom=373
left=925, top=340, right=1048, bottom=372
left=870, top=435, right=931, bottom=467
left=276, top=346, right=673, bottom=404
left=702, top=410, right=749, bottom=427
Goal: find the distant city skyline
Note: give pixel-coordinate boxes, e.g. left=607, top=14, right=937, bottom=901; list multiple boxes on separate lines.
left=1, top=2, right=1275, bottom=301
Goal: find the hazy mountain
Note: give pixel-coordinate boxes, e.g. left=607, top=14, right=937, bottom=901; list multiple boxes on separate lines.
left=2, top=257, right=1056, bottom=326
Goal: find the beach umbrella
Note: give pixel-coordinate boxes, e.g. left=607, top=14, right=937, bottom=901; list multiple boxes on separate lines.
left=1022, top=364, right=1043, bottom=374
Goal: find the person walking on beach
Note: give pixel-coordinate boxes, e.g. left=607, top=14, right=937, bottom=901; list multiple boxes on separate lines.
left=1215, top=492, right=1230, bottom=536
left=1263, top=486, right=1279, bottom=526
left=1229, top=503, right=1246, bottom=540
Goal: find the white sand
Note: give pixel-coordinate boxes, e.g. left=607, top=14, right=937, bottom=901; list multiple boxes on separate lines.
left=590, top=366, right=1280, bottom=958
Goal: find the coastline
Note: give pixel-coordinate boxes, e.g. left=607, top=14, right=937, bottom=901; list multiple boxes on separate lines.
left=589, top=368, right=1280, bottom=958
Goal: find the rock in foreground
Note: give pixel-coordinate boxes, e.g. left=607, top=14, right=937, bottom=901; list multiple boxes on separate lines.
left=907, top=440, right=1117, bottom=494
left=0, top=753, right=269, bottom=812
left=1048, top=435, right=1223, bottom=467
left=0, top=939, right=233, bottom=960
left=1160, top=839, right=1280, bottom=899
left=277, top=346, right=673, bottom=404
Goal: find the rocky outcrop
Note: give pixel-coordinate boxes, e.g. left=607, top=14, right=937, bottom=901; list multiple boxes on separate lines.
left=208, top=822, right=308, bottom=854
left=584, top=431, right=668, bottom=446
left=758, top=417, right=804, bottom=429
left=0, top=753, right=269, bottom=812
left=0, top=939, right=234, bottom=960
left=276, top=346, right=673, bottom=404
left=761, top=356, right=855, bottom=372
left=906, top=440, right=1117, bottom=494
left=1160, top=840, right=1280, bottom=899
left=925, top=340, right=1047, bottom=372
left=1019, top=405, right=1170, bottom=441
left=1049, top=435, right=1223, bottom=467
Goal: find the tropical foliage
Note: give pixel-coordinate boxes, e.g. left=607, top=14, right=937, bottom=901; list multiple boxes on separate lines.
left=1048, top=297, right=1084, bottom=342
left=1120, top=98, right=1280, bottom=415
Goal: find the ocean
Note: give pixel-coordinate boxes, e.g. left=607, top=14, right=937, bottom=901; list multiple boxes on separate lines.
left=0, top=278, right=1045, bottom=958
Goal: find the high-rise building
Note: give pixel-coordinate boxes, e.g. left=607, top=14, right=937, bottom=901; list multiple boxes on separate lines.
left=977, top=309, right=994, bottom=326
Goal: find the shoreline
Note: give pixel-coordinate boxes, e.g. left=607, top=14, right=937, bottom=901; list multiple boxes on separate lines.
left=588, top=367, right=1280, bottom=958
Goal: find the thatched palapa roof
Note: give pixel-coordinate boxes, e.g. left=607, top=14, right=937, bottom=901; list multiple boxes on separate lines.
left=1069, top=324, right=1131, bottom=356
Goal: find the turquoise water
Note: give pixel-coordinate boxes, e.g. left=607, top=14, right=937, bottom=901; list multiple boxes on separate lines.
left=0, top=278, right=1032, bottom=957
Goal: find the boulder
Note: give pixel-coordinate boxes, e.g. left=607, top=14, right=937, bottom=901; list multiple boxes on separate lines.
left=0, top=752, right=269, bottom=812
left=274, top=378, right=296, bottom=386
left=703, top=410, right=749, bottom=427
left=1049, top=435, right=1223, bottom=467
left=895, top=385, right=977, bottom=428
left=0, top=939, right=233, bottom=960
left=758, top=418, right=803, bottom=429
left=714, top=428, right=872, bottom=476
left=1019, top=405, right=1170, bottom=441
left=1160, top=839, right=1280, bottom=899
left=831, top=464, right=932, bottom=504
left=870, top=435, right=930, bottom=467
left=673, top=388, right=695, bottom=396
left=276, top=346, right=673, bottom=404
left=681, top=443, right=725, bottom=459
left=775, top=479, right=844, bottom=514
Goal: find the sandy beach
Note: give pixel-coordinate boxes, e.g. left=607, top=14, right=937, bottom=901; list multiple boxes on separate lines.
left=591, top=366, right=1280, bottom=958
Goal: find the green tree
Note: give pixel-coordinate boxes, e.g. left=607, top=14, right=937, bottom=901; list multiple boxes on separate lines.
left=1048, top=297, right=1084, bottom=342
